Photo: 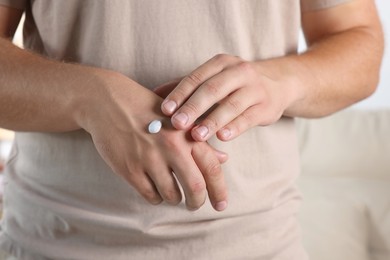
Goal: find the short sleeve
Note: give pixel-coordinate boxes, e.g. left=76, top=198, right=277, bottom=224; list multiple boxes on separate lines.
left=0, top=0, right=27, bottom=10
left=301, top=0, right=354, bottom=12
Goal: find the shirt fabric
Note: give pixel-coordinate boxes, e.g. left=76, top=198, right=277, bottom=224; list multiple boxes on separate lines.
left=0, top=0, right=351, bottom=259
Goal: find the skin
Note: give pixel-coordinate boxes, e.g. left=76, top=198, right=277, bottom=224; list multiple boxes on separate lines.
left=0, top=6, right=228, bottom=211
left=158, top=0, right=384, bottom=143
left=0, top=0, right=384, bottom=212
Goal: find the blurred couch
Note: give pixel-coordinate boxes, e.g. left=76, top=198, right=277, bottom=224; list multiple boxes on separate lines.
left=296, top=109, right=390, bottom=260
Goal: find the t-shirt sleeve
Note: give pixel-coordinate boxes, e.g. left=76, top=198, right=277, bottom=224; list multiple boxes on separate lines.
left=301, top=0, right=354, bottom=12
left=0, top=0, right=27, bottom=10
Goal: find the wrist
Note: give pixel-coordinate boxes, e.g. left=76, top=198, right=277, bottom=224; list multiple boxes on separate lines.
left=71, top=66, right=122, bottom=132
left=254, top=57, right=308, bottom=117
left=72, top=67, right=166, bottom=134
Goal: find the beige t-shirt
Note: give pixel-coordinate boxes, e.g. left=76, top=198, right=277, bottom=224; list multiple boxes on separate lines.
left=0, top=1, right=351, bottom=259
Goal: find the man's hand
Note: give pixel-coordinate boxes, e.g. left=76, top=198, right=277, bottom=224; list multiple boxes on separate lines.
left=0, top=4, right=230, bottom=211
left=78, top=72, right=228, bottom=211
left=158, top=0, right=384, bottom=142
left=158, top=54, right=300, bottom=142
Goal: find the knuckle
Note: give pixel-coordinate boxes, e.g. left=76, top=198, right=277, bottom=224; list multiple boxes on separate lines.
left=242, top=109, right=256, bottom=124
left=236, top=61, right=256, bottom=75
left=171, top=85, right=190, bottom=102
left=188, top=179, right=206, bottom=195
left=256, top=92, right=266, bottom=104
left=163, top=189, right=181, bottom=205
left=205, top=161, right=222, bottom=179
left=124, top=166, right=142, bottom=182
left=186, top=72, right=204, bottom=86
left=145, top=150, right=160, bottom=163
left=202, top=117, right=219, bottom=131
left=225, top=96, right=243, bottom=113
left=203, top=80, right=220, bottom=97
left=182, top=101, right=199, bottom=116
left=236, top=111, right=254, bottom=131
left=159, top=132, right=182, bottom=153
left=140, top=188, right=161, bottom=205
left=213, top=53, right=230, bottom=64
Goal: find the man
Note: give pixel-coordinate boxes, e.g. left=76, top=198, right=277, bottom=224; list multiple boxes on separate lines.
left=0, top=0, right=383, bottom=259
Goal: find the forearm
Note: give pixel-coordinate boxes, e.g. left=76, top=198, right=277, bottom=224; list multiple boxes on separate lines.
left=0, top=37, right=112, bottom=132
left=257, top=25, right=384, bottom=118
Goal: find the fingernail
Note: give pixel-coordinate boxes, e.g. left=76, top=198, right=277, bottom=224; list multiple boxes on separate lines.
left=173, top=112, right=189, bottom=126
left=215, top=201, right=227, bottom=211
left=162, top=100, right=177, bottom=114
left=195, top=125, right=209, bottom=138
left=220, top=128, right=231, bottom=139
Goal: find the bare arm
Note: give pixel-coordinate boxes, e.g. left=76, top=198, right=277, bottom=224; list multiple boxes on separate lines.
left=157, top=0, right=384, bottom=141
left=284, top=0, right=384, bottom=117
left=0, top=6, right=228, bottom=211
left=0, top=6, right=102, bottom=131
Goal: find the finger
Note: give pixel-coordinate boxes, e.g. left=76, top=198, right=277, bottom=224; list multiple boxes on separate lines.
left=161, top=54, right=240, bottom=116
left=216, top=105, right=262, bottom=141
left=146, top=164, right=182, bottom=205
left=190, top=87, right=258, bottom=141
left=153, top=78, right=183, bottom=98
left=192, top=142, right=228, bottom=211
left=170, top=155, right=207, bottom=211
left=213, top=147, right=229, bottom=164
left=123, top=171, right=163, bottom=205
left=170, top=66, right=245, bottom=130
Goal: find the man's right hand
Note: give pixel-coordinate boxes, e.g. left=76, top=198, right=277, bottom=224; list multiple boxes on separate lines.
left=0, top=4, right=229, bottom=211
left=76, top=71, right=229, bottom=211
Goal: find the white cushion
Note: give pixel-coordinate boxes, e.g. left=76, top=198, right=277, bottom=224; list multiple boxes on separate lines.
left=296, top=109, right=390, bottom=179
